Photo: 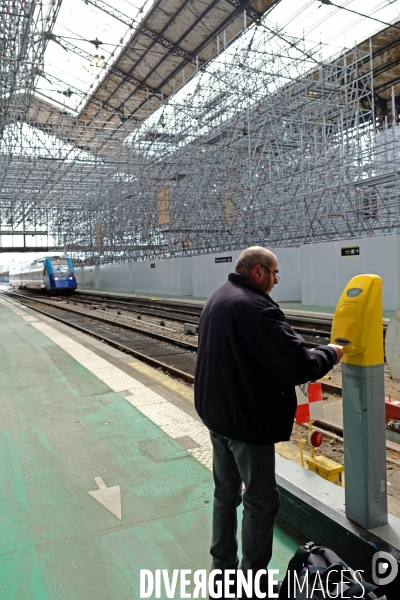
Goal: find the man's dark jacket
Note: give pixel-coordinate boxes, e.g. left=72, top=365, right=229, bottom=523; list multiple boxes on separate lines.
left=194, top=273, right=336, bottom=445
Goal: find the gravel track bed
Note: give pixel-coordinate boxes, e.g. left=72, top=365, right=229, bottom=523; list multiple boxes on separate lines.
left=31, top=297, right=199, bottom=345
left=324, top=362, right=400, bottom=401
left=66, top=301, right=329, bottom=348
left=72, top=298, right=201, bottom=324
left=75, top=294, right=203, bottom=317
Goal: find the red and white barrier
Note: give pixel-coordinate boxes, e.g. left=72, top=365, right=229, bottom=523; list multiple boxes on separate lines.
left=385, top=396, right=400, bottom=424
left=295, top=382, right=323, bottom=424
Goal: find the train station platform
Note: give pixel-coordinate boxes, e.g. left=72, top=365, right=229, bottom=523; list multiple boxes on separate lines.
left=1, top=293, right=400, bottom=598
left=0, top=296, right=304, bottom=599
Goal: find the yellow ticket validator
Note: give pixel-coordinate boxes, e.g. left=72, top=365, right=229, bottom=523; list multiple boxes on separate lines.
left=330, top=274, right=383, bottom=366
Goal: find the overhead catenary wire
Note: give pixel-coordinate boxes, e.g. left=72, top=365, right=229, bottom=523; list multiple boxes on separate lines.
left=317, top=0, right=400, bottom=32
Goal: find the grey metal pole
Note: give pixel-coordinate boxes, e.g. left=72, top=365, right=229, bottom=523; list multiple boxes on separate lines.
left=342, top=362, right=388, bottom=528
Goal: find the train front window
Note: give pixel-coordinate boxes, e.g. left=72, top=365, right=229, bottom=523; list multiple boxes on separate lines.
left=50, top=258, right=71, bottom=275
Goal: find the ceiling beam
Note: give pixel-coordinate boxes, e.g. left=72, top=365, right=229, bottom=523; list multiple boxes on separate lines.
left=83, top=0, right=200, bottom=65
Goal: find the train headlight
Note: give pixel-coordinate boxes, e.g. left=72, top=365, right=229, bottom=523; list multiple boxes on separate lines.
left=69, top=277, right=73, bottom=280
left=54, top=277, right=59, bottom=280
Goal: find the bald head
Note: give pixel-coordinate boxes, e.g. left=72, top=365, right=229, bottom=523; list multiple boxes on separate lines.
left=235, top=246, right=279, bottom=294
left=235, top=246, right=276, bottom=277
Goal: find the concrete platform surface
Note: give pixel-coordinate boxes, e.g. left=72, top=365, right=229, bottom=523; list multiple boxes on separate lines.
left=0, top=297, right=302, bottom=600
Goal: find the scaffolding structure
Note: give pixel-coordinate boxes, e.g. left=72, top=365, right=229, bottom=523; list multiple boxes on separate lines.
left=1, top=7, right=400, bottom=262
left=0, top=0, right=60, bottom=249
left=1, top=0, right=48, bottom=137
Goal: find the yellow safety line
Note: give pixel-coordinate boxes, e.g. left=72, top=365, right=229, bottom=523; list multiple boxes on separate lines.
left=128, top=362, right=194, bottom=404
left=275, top=441, right=311, bottom=466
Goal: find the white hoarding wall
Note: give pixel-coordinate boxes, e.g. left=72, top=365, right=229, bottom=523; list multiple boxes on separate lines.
left=74, top=246, right=302, bottom=301
left=74, top=267, right=83, bottom=287
left=192, top=247, right=301, bottom=301
left=300, top=234, right=400, bottom=312
left=181, top=257, right=193, bottom=296
left=132, top=258, right=184, bottom=295
left=192, top=251, right=241, bottom=298
left=269, top=247, right=301, bottom=304
left=100, top=263, right=130, bottom=291
left=76, top=238, right=397, bottom=311
left=78, top=258, right=188, bottom=295
left=75, top=266, right=96, bottom=289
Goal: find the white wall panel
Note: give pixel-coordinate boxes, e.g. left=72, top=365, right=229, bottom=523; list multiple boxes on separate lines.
left=305, top=243, right=338, bottom=308
left=74, top=267, right=83, bottom=287
left=192, top=247, right=301, bottom=301
left=336, top=240, right=363, bottom=299
left=361, top=236, right=399, bottom=311
left=269, top=247, right=301, bottom=303
left=79, top=266, right=95, bottom=289
left=131, top=258, right=183, bottom=295
left=301, top=235, right=400, bottom=311
left=300, top=244, right=313, bottom=305
left=99, top=263, right=130, bottom=291
left=181, top=257, right=193, bottom=296
left=192, top=251, right=241, bottom=298
left=128, top=263, right=135, bottom=292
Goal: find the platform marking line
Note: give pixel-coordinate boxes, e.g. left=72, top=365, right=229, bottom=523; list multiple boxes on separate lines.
left=100, top=375, right=144, bottom=393
left=30, top=321, right=214, bottom=470
left=10, top=308, right=26, bottom=315
left=22, top=315, right=39, bottom=322
left=0, top=299, right=26, bottom=315
left=125, top=386, right=170, bottom=407
left=1, top=299, right=28, bottom=312
left=0, top=297, right=26, bottom=311
left=74, top=357, right=111, bottom=370
left=124, top=389, right=212, bottom=467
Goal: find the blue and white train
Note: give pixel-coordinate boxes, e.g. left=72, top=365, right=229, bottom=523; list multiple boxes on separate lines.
left=9, top=256, right=77, bottom=293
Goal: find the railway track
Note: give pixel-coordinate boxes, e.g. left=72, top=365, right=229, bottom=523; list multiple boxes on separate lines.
left=73, top=292, right=392, bottom=348
left=8, top=289, right=202, bottom=324
left=76, top=295, right=331, bottom=341
left=1, top=290, right=197, bottom=383
left=1, top=287, right=332, bottom=384
left=74, top=293, right=202, bottom=325
left=4, top=288, right=333, bottom=344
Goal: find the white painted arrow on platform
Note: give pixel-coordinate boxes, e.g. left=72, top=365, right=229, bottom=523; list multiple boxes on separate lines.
left=88, top=477, right=121, bottom=519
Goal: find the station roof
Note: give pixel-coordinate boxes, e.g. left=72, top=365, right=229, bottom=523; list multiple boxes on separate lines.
left=363, top=22, right=400, bottom=101
left=28, top=0, right=281, bottom=151
left=25, top=1, right=400, bottom=154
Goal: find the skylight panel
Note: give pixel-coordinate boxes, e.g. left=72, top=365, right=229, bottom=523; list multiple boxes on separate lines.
left=266, top=0, right=400, bottom=55
left=123, top=0, right=400, bottom=156
left=34, top=0, right=400, bottom=116
left=36, top=0, right=150, bottom=112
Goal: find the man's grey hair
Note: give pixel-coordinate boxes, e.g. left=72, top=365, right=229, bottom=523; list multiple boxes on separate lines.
left=235, top=247, right=274, bottom=277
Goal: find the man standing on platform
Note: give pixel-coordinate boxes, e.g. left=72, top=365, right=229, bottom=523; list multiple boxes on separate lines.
left=194, top=246, right=343, bottom=597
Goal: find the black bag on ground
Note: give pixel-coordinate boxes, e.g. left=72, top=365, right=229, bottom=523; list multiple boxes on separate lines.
left=279, top=542, right=385, bottom=600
